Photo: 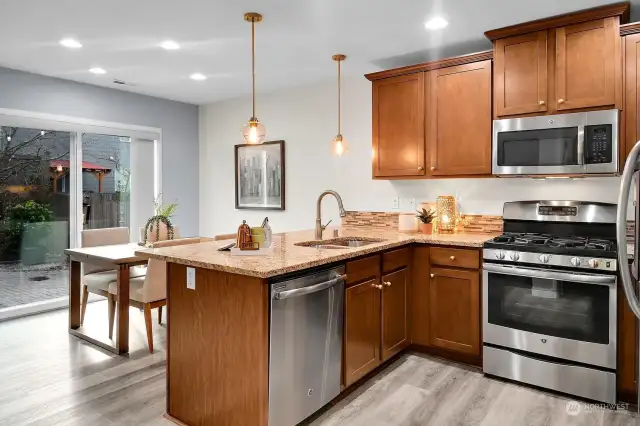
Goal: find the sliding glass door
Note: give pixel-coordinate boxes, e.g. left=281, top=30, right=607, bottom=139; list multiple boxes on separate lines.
left=0, top=126, right=72, bottom=312
left=0, top=112, right=161, bottom=320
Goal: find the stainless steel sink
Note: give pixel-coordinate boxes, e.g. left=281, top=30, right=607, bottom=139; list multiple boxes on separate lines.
left=295, top=237, right=385, bottom=249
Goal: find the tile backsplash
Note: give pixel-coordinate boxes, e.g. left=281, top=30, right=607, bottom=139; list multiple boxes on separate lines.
left=342, top=211, right=503, bottom=234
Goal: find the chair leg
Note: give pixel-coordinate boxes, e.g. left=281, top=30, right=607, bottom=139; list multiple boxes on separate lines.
left=80, top=286, right=89, bottom=325
left=107, top=294, right=116, bottom=339
left=158, top=305, right=163, bottom=325
left=143, top=303, right=154, bottom=353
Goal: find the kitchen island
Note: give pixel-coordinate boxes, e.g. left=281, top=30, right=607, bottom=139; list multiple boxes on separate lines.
left=136, top=228, right=497, bottom=426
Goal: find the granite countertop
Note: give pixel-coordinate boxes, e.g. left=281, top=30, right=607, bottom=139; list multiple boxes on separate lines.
left=135, top=227, right=499, bottom=278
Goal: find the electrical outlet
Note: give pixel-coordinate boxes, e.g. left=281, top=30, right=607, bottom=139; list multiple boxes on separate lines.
left=392, top=197, right=399, bottom=209
left=186, top=267, right=196, bottom=290
left=408, top=198, right=416, bottom=209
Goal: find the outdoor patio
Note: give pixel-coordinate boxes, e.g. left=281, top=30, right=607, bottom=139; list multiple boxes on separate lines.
left=0, top=261, right=68, bottom=309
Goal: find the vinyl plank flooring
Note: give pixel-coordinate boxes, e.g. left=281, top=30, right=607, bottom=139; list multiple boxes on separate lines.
left=1, top=306, right=638, bottom=426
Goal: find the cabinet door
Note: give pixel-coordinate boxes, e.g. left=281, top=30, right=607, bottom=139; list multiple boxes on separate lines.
left=429, top=267, right=480, bottom=355
left=344, top=278, right=381, bottom=386
left=494, top=31, right=548, bottom=117
left=372, top=73, right=426, bottom=177
left=411, top=246, right=430, bottom=346
left=381, top=268, right=409, bottom=360
left=556, top=18, right=617, bottom=111
left=427, top=61, right=492, bottom=176
left=618, top=280, right=638, bottom=403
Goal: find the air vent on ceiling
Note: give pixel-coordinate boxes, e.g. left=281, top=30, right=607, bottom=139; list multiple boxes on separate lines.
left=113, top=79, right=135, bottom=86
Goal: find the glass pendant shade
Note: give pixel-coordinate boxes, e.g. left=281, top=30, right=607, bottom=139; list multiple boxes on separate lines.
left=331, top=134, right=348, bottom=156
left=242, top=118, right=266, bottom=144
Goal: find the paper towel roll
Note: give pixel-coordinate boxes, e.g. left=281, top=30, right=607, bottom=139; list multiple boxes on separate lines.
left=399, top=213, right=418, bottom=232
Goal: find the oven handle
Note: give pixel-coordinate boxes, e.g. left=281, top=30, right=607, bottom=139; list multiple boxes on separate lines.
left=483, top=263, right=615, bottom=285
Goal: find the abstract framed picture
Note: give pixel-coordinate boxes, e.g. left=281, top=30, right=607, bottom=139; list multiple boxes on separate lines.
left=235, top=140, right=285, bottom=210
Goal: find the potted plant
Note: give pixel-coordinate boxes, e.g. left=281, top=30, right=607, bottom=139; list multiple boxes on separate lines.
left=416, top=208, right=436, bottom=234
left=141, top=196, right=178, bottom=246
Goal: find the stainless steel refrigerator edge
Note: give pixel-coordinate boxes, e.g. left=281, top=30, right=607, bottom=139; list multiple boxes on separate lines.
left=617, top=140, right=640, bottom=411
left=268, top=266, right=345, bottom=426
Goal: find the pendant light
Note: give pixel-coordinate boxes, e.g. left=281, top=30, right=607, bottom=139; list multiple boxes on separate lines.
left=242, top=12, right=266, bottom=145
left=331, top=54, right=348, bottom=156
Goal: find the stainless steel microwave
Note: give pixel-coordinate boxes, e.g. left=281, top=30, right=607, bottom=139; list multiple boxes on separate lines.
left=492, top=109, right=619, bottom=176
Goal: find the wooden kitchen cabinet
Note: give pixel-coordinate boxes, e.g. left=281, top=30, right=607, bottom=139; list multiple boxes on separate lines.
left=344, top=278, right=382, bottom=387
left=618, top=280, right=638, bottom=403
left=372, top=73, right=425, bottom=178
left=427, top=60, right=492, bottom=176
left=556, top=18, right=618, bottom=111
left=429, top=267, right=481, bottom=356
left=625, top=32, right=640, bottom=167
left=494, top=32, right=548, bottom=116
left=381, top=268, right=409, bottom=360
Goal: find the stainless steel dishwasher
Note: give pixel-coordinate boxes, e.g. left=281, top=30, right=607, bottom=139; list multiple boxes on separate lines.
left=269, top=265, right=345, bottom=426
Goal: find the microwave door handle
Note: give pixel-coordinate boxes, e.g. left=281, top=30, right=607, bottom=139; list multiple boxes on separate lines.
left=617, top=141, right=640, bottom=320
left=577, top=125, right=585, bottom=167
left=483, top=263, right=615, bottom=285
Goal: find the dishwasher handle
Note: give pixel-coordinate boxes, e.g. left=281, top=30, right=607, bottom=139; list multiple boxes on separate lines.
left=273, top=274, right=346, bottom=300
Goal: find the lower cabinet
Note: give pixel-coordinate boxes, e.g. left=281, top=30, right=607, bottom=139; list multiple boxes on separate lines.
left=381, top=268, right=410, bottom=360
left=344, top=278, right=381, bottom=387
left=429, top=267, right=481, bottom=356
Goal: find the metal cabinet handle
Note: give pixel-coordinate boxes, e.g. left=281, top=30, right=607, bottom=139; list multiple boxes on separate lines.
left=383, top=281, right=392, bottom=287
left=430, top=273, right=435, bottom=278
left=418, top=166, right=424, bottom=171
left=430, top=166, right=435, bottom=171
left=371, top=283, right=383, bottom=290
left=539, top=100, right=545, bottom=105
left=449, top=256, right=456, bottom=260
left=558, top=98, right=565, bottom=104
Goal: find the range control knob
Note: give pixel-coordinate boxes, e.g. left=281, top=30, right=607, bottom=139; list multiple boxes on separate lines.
left=495, top=251, right=506, bottom=260
left=509, top=252, right=520, bottom=261
left=570, top=257, right=582, bottom=267
left=539, top=254, right=550, bottom=263
left=588, top=259, right=600, bottom=269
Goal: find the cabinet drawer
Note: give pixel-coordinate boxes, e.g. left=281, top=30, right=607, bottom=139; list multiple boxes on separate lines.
left=346, top=255, right=380, bottom=286
left=430, top=247, right=479, bottom=269
left=382, top=247, right=410, bottom=274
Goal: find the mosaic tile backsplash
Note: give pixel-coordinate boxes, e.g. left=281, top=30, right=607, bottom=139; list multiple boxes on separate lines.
left=342, top=211, right=503, bottom=234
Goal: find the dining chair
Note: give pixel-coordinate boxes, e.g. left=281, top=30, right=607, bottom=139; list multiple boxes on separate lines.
left=80, top=227, right=147, bottom=330
left=108, top=237, right=204, bottom=353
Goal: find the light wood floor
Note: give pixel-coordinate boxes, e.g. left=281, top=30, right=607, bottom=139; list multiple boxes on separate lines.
left=0, top=304, right=638, bottom=426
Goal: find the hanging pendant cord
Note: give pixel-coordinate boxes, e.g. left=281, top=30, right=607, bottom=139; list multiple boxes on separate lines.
left=252, top=20, right=256, bottom=118
left=337, top=59, right=341, bottom=135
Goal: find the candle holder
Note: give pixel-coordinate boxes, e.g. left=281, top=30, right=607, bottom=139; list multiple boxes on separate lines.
left=436, top=195, right=456, bottom=233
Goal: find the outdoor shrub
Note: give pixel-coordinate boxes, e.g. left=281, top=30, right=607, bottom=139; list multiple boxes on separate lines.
left=2, top=201, right=53, bottom=255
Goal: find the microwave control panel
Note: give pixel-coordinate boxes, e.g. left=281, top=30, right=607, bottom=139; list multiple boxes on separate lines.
left=585, top=124, right=613, bottom=164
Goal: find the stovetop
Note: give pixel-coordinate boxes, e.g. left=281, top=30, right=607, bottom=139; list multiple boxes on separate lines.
left=484, top=232, right=617, bottom=258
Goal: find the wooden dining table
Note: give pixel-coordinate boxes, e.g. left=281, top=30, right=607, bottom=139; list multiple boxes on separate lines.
left=65, top=243, right=150, bottom=354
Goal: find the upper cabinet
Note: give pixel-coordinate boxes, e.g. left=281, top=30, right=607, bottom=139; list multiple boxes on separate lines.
left=367, top=52, right=493, bottom=179
left=494, top=32, right=548, bottom=116
left=555, top=18, right=617, bottom=111
left=372, top=73, right=425, bottom=177
left=428, top=60, right=492, bottom=176
left=487, top=2, right=628, bottom=118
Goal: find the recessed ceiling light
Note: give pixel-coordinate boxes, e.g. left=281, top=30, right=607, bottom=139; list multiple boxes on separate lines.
left=89, top=67, right=107, bottom=75
left=190, top=73, right=207, bottom=81
left=424, top=17, right=448, bottom=30
left=160, top=40, right=180, bottom=50
left=60, top=38, right=83, bottom=48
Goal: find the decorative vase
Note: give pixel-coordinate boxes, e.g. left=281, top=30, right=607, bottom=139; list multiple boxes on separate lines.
left=420, top=223, right=433, bottom=234
left=145, top=220, right=170, bottom=243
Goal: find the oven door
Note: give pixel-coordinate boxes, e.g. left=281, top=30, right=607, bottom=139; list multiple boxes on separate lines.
left=493, top=113, right=586, bottom=175
left=483, top=263, right=616, bottom=369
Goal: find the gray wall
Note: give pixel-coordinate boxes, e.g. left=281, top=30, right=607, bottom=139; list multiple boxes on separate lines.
left=0, top=67, right=199, bottom=236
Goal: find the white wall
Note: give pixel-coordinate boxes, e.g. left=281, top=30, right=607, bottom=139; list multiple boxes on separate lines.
left=199, top=76, right=626, bottom=237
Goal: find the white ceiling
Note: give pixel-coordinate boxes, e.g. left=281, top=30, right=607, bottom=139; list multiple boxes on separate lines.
left=0, top=0, right=635, bottom=105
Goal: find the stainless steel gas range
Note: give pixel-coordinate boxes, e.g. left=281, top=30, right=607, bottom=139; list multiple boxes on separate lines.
left=482, top=201, right=618, bottom=404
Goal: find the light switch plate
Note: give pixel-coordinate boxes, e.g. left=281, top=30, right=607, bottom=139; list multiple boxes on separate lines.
left=186, top=267, right=196, bottom=290
left=392, top=197, right=399, bottom=209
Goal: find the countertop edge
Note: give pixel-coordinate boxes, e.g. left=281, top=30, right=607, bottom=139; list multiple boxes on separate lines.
left=135, top=235, right=491, bottom=279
